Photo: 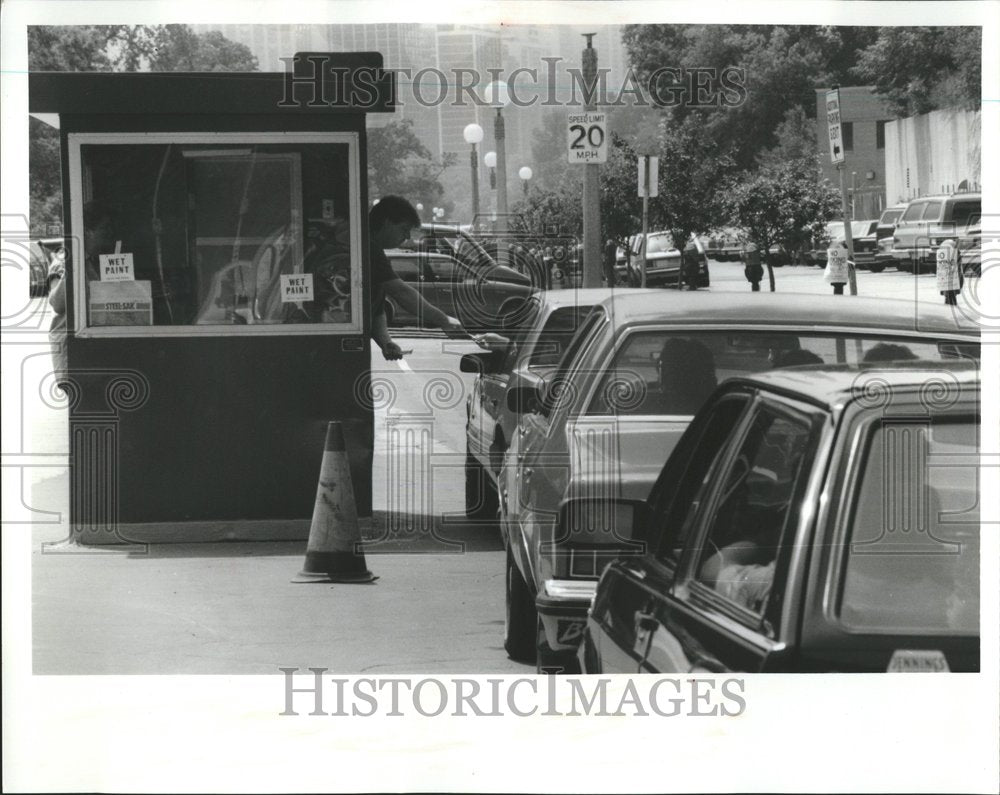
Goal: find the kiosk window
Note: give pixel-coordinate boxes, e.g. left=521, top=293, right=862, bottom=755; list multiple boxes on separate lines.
left=74, top=137, right=359, bottom=332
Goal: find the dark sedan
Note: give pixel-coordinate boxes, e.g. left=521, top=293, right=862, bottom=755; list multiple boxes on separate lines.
left=580, top=363, right=980, bottom=673
left=384, top=249, right=534, bottom=332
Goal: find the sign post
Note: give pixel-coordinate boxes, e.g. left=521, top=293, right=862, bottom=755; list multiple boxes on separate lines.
left=637, top=155, right=658, bottom=288
left=572, top=34, right=605, bottom=287
left=826, top=86, right=857, bottom=295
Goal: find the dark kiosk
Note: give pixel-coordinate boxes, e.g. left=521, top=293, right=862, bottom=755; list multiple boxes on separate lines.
left=30, top=54, right=394, bottom=543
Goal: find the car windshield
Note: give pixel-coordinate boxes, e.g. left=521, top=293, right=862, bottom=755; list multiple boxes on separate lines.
left=840, top=419, right=979, bottom=635
left=588, top=331, right=979, bottom=416
left=880, top=209, right=904, bottom=225
left=646, top=234, right=675, bottom=254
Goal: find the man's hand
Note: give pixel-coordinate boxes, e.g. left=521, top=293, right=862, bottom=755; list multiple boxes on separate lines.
left=441, top=315, right=467, bottom=338
left=379, top=340, right=404, bottom=360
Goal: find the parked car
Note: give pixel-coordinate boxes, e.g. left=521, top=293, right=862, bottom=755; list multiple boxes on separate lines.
left=848, top=220, right=881, bottom=270
left=625, top=232, right=710, bottom=288
left=383, top=249, right=534, bottom=332
left=806, top=221, right=876, bottom=267
left=580, top=362, right=980, bottom=673
left=958, top=224, right=983, bottom=277
left=461, top=288, right=640, bottom=519
left=498, top=291, right=980, bottom=672
left=891, top=191, right=981, bottom=274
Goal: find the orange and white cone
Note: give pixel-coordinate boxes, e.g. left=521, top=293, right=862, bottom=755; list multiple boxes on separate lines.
left=292, top=422, right=377, bottom=584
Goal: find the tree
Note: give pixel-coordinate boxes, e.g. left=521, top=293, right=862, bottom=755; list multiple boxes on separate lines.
left=622, top=25, right=878, bottom=169
left=510, top=177, right=583, bottom=238
left=27, top=25, right=258, bottom=235
left=652, top=114, right=735, bottom=286
left=725, top=159, right=840, bottom=291
left=853, top=27, right=981, bottom=116
left=367, top=120, right=457, bottom=215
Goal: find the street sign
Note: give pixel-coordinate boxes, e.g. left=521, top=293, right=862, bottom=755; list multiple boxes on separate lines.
left=567, top=112, right=607, bottom=163
left=826, top=88, right=845, bottom=164
left=637, top=155, right=659, bottom=197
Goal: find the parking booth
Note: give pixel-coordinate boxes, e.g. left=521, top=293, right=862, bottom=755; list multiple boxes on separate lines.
left=30, top=54, right=394, bottom=543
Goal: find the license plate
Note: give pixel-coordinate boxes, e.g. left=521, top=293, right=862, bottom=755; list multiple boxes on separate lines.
left=887, top=649, right=950, bottom=673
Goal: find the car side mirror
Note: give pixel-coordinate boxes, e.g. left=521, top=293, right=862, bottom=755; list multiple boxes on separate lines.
left=460, top=350, right=506, bottom=374
left=558, top=497, right=653, bottom=547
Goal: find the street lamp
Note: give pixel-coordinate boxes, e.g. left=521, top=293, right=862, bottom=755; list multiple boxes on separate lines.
left=484, top=150, right=497, bottom=189
left=518, top=166, right=533, bottom=197
left=485, top=81, right=510, bottom=239
left=463, top=122, right=484, bottom=225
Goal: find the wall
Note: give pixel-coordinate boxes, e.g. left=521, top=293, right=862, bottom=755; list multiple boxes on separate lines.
left=884, top=108, right=981, bottom=203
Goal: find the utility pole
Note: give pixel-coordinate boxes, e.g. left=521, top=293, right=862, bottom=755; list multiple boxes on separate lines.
left=581, top=33, right=602, bottom=288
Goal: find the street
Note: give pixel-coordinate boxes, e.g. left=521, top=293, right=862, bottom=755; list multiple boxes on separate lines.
left=23, top=261, right=966, bottom=674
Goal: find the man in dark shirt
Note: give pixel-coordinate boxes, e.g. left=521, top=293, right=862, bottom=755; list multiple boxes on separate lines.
left=369, top=196, right=464, bottom=359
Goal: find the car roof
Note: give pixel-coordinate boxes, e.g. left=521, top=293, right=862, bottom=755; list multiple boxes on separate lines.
left=385, top=248, right=452, bottom=260
left=532, top=287, right=645, bottom=309
left=724, top=360, right=980, bottom=411
left=904, top=192, right=981, bottom=203
left=594, top=290, right=981, bottom=337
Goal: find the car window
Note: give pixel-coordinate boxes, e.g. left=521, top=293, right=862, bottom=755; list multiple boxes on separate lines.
left=528, top=306, right=594, bottom=367
left=840, top=418, right=979, bottom=634
left=948, top=200, right=980, bottom=229
left=901, top=202, right=926, bottom=222
left=650, top=395, right=752, bottom=564
left=425, top=256, right=462, bottom=282
left=880, top=209, right=904, bottom=226
left=694, top=407, right=814, bottom=618
left=920, top=201, right=942, bottom=221
left=390, top=257, right=420, bottom=283
left=646, top=234, right=675, bottom=254
left=544, top=307, right=608, bottom=413
left=586, top=331, right=980, bottom=417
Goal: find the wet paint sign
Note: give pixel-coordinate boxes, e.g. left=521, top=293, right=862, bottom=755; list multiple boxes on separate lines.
left=99, top=252, right=135, bottom=282
left=280, top=273, right=314, bottom=302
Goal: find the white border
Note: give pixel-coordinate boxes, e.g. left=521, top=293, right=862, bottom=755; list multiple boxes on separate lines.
left=67, top=131, right=363, bottom=336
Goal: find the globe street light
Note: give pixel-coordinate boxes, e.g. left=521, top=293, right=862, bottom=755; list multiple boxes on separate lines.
left=463, top=122, right=484, bottom=226
left=484, top=150, right=497, bottom=189
left=518, top=166, right=533, bottom=197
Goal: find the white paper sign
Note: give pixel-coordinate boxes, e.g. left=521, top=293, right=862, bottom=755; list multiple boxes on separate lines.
left=99, top=252, right=135, bottom=282
left=825, top=247, right=849, bottom=283
left=280, top=273, right=314, bottom=302
left=936, top=241, right=960, bottom=292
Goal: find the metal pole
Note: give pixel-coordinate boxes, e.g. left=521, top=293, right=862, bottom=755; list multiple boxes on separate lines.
left=470, top=143, right=480, bottom=224
left=494, top=108, right=508, bottom=265
left=581, top=34, right=602, bottom=288
left=641, top=177, right=649, bottom=288
left=838, top=164, right=857, bottom=295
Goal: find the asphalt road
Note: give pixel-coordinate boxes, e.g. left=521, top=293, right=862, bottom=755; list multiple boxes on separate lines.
left=19, top=261, right=970, bottom=674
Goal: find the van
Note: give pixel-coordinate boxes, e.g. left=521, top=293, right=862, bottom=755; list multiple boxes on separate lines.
left=891, top=192, right=981, bottom=274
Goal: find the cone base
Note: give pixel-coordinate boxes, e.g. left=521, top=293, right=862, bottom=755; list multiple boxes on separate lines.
left=291, top=570, right=378, bottom=584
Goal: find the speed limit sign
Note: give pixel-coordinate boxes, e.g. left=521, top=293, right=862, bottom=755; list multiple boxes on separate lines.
left=567, top=112, right=607, bottom=164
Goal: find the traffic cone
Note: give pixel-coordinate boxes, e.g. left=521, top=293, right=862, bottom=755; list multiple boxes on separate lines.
left=292, top=421, right=377, bottom=584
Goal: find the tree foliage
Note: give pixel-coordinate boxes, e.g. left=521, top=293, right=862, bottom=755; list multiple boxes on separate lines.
left=622, top=25, right=878, bottom=169
left=853, top=27, right=981, bottom=116
left=367, top=119, right=457, bottom=215
left=27, top=25, right=258, bottom=234
left=724, top=160, right=840, bottom=291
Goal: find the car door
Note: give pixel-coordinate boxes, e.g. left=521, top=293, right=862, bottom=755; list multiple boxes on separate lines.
left=639, top=397, right=824, bottom=673
left=586, top=393, right=753, bottom=673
